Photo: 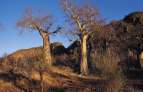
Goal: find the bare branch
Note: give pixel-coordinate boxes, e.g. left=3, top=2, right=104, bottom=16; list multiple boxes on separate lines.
left=17, top=8, right=52, bottom=34
left=61, top=0, right=103, bottom=37
left=48, top=27, right=62, bottom=35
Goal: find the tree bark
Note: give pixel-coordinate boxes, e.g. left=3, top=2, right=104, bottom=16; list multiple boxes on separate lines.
left=40, top=71, right=44, bottom=92
left=39, top=31, right=52, bottom=65
left=80, top=35, right=88, bottom=75
left=140, top=51, right=143, bottom=68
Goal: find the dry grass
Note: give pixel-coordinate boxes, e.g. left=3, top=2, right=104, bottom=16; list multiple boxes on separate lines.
left=95, top=51, right=120, bottom=79
left=103, top=75, right=125, bottom=92
left=0, top=48, right=143, bottom=92
left=0, top=80, right=21, bottom=92
left=0, top=80, right=12, bottom=87
left=94, top=50, right=127, bottom=92
left=125, top=87, right=143, bottom=92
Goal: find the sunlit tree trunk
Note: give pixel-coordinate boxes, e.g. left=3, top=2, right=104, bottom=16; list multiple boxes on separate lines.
left=136, top=50, right=141, bottom=69
left=140, top=52, right=143, bottom=68
left=40, top=31, right=52, bottom=65
left=39, top=71, right=44, bottom=92
left=80, top=35, right=88, bottom=75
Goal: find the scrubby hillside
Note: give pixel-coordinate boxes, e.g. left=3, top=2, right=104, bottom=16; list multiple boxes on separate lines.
left=0, top=12, right=143, bottom=92
left=7, top=42, right=66, bottom=62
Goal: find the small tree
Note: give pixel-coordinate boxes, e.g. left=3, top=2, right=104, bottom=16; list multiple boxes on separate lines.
left=61, top=0, right=103, bottom=75
left=17, top=9, right=61, bottom=66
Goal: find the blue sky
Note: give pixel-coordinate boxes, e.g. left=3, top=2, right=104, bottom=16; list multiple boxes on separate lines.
left=0, top=0, right=142, bottom=56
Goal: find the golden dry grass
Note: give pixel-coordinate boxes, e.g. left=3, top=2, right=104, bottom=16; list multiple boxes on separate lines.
left=0, top=80, right=21, bottom=92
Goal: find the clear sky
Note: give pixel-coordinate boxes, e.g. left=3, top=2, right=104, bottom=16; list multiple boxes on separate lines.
left=0, top=0, right=142, bottom=56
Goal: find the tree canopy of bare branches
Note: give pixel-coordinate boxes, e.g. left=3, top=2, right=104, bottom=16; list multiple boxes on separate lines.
left=17, top=9, right=61, bottom=66
left=61, top=0, right=103, bottom=75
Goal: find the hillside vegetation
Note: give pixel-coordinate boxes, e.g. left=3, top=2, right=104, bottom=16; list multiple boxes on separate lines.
left=0, top=5, right=143, bottom=92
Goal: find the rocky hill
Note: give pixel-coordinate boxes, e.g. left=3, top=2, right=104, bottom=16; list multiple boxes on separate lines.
left=0, top=11, right=143, bottom=92
left=5, top=42, right=66, bottom=62
left=0, top=11, right=142, bottom=70
left=123, top=12, right=143, bottom=25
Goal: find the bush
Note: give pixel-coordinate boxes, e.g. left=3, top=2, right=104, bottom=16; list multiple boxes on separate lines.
left=95, top=51, right=120, bottom=79
left=94, top=50, right=126, bottom=92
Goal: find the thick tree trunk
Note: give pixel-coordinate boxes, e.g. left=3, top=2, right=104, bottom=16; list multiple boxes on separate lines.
left=40, top=31, right=52, bottom=65
left=136, top=52, right=141, bottom=69
left=80, top=35, right=88, bottom=75
left=140, top=51, right=143, bottom=68
left=39, top=71, right=44, bottom=92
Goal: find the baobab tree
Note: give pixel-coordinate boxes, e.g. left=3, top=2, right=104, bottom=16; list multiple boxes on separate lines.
left=61, top=0, right=103, bottom=75
left=17, top=9, right=61, bottom=66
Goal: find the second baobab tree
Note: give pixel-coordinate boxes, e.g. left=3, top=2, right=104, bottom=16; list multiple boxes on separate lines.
left=62, top=0, right=103, bottom=75
left=17, top=9, right=61, bottom=66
